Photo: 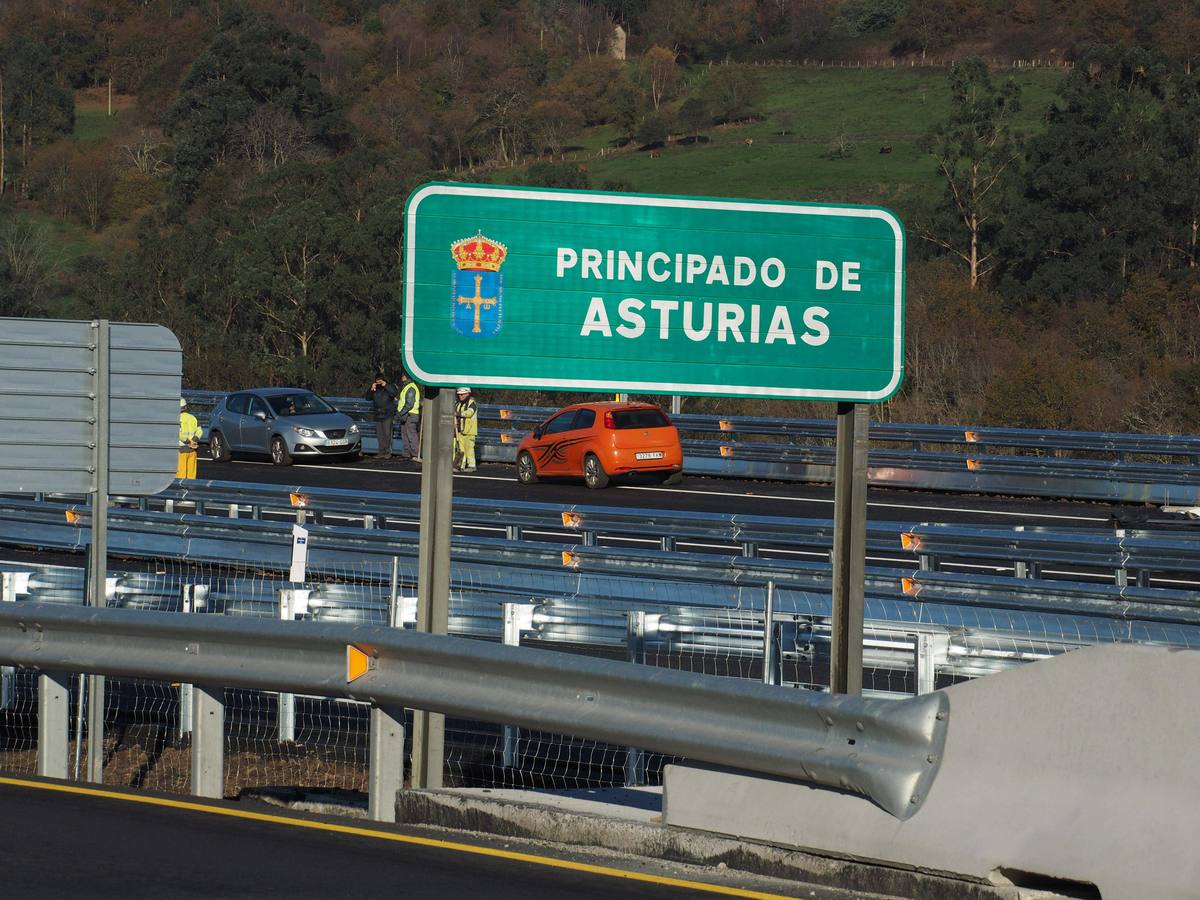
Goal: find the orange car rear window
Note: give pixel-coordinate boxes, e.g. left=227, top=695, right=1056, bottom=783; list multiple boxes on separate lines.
left=611, top=409, right=670, bottom=429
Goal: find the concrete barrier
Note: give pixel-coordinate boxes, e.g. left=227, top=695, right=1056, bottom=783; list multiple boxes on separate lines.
left=664, top=644, right=1200, bottom=899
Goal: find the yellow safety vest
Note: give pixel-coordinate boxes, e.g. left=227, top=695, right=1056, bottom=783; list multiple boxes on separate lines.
left=455, top=398, right=478, bottom=438
left=398, top=382, right=421, bottom=416
left=179, top=411, right=201, bottom=448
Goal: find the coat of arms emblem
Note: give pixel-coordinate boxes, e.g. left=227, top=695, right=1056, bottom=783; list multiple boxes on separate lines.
left=451, top=231, right=506, bottom=338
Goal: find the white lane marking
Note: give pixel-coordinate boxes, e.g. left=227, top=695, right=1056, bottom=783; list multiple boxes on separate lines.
left=220, top=461, right=1111, bottom=523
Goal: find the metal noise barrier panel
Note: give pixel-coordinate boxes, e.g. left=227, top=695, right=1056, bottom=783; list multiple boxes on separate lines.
left=0, top=602, right=947, bottom=819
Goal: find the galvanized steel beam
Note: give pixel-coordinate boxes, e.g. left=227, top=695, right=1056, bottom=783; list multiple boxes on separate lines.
left=0, top=602, right=948, bottom=820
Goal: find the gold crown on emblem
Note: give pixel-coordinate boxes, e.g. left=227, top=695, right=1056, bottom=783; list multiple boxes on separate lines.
left=451, top=231, right=508, bottom=272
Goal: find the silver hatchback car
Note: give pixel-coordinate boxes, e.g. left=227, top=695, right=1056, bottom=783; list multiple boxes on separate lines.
left=208, top=388, right=362, bottom=466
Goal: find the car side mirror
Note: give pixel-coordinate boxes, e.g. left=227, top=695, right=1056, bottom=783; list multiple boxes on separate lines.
left=254, top=410, right=269, bottom=421
left=533, top=426, right=545, bottom=440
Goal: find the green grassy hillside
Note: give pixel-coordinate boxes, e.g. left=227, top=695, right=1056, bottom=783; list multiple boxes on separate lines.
left=505, top=66, right=1064, bottom=212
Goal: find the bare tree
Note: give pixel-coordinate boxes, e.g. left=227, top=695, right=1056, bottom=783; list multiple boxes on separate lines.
left=640, top=46, right=680, bottom=110
left=238, top=107, right=314, bottom=174
left=0, top=215, right=59, bottom=315
left=120, top=127, right=169, bottom=176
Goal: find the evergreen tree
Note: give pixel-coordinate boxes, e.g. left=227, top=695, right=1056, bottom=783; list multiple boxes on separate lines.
left=0, top=37, right=75, bottom=189
left=919, top=58, right=1022, bottom=289
left=999, top=45, right=1171, bottom=304
left=1163, top=66, right=1200, bottom=269
left=164, top=5, right=346, bottom=201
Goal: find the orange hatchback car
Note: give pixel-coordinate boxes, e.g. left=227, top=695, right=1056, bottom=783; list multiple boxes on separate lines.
left=515, top=402, right=684, bottom=489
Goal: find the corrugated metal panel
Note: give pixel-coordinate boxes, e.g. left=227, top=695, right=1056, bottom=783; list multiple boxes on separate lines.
left=0, top=318, right=181, bottom=494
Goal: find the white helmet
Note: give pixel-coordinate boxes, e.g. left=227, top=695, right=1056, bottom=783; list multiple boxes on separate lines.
left=456, top=386, right=470, bottom=395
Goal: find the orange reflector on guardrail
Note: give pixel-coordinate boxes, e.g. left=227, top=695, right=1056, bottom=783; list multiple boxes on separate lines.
left=65, top=509, right=81, bottom=525
left=499, top=409, right=512, bottom=419
left=966, top=459, right=982, bottom=471
left=561, top=551, right=577, bottom=567
left=289, top=492, right=309, bottom=508
left=900, top=532, right=919, bottom=551
left=720, top=446, right=734, bottom=457
left=964, top=431, right=980, bottom=443
left=719, top=420, right=734, bottom=431
left=901, top=577, right=919, bottom=596
left=562, top=512, right=582, bottom=528
left=346, top=644, right=374, bottom=682
left=500, top=433, right=512, bottom=444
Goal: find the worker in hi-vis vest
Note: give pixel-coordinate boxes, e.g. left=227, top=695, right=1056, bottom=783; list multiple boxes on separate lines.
left=177, top=398, right=202, bottom=479
left=397, top=371, right=422, bottom=461
left=453, top=387, right=478, bottom=472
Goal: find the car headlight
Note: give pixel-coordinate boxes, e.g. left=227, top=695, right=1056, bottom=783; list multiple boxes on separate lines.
left=294, top=427, right=317, bottom=438
left=349, top=424, right=360, bottom=434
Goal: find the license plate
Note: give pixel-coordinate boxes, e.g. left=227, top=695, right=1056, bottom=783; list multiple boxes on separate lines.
left=326, top=438, right=349, bottom=447
left=635, top=451, right=664, bottom=460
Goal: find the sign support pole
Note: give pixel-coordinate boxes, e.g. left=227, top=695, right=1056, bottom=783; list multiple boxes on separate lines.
left=411, top=387, right=453, bottom=788
left=830, top=402, right=868, bottom=696
left=87, top=319, right=110, bottom=782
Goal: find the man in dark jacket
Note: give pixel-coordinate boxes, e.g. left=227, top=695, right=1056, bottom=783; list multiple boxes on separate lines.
left=365, top=373, right=398, bottom=460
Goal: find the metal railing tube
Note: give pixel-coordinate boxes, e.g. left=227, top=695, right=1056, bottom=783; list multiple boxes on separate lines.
left=0, top=602, right=947, bottom=820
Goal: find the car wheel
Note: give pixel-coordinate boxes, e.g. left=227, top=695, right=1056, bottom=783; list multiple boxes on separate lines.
left=583, top=453, right=609, bottom=489
left=659, top=471, right=683, bottom=486
left=209, top=431, right=232, bottom=462
left=516, top=451, right=539, bottom=485
left=270, top=435, right=293, bottom=467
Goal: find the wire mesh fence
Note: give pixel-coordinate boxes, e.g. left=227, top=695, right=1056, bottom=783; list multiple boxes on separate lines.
left=4, top=531, right=1200, bottom=797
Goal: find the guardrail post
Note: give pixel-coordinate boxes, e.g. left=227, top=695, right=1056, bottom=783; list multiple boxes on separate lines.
left=505, top=524, right=522, bottom=541
left=178, top=584, right=196, bottom=738
left=1013, top=560, right=1040, bottom=579
left=762, top=581, right=777, bottom=686
left=624, top=611, right=647, bottom=786
left=276, top=590, right=309, bottom=743
left=741, top=540, right=758, bottom=557
left=500, top=602, right=534, bottom=769
left=37, top=672, right=71, bottom=779
left=660, top=535, right=676, bottom=552
left=227, top=503, right=239, bottom=519
left=191, top=684, right=224, bottom=799
left=368, top=705, right=406, bottom=822
left=914, top=633, right=937, bottom=695
left=582, top=530, right=597, bottom=547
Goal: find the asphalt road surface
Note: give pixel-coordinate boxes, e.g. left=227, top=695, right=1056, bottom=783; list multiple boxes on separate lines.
left=195, top=452, right=1132, bottom=530
left=0, top=776, right=854, bottom=899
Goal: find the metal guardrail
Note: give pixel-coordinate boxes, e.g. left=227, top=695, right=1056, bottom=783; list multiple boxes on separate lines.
left=0, top=602, right=948, bottom=819
left=3, top=494, right=1198, bottom=641
left=99, top=479, right=904, bottom=560
left=35, top=477, right=1200, bottom=586
left=181, top=389, right=1200, bottom=503
left=901, top=523, right=1200, bottom=586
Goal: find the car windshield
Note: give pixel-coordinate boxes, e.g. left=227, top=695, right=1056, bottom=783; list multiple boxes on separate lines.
left=267, top=393, right=335, bottom=417
left=611, top=408, right=670, bottom=429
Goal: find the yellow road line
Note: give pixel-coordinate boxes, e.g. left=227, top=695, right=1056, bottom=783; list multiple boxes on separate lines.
left=0, top=776, right=796, bottom=898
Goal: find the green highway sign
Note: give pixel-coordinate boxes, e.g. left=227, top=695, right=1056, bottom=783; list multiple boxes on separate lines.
left=402, top=183, right=905, bottom=401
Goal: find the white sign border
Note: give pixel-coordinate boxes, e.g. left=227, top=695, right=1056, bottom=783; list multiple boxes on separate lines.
left=404, top=183, right=904, bottom=401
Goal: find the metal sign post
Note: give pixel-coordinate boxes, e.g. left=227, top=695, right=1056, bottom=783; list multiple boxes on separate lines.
left=831, top=402, right=870, bottom=695
left=411, top=387, right=454, bottom=789
left=87, top=320, right=110, bottom=782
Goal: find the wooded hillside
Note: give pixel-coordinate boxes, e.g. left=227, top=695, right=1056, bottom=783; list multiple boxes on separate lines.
left=2, top=1, right=1199, bottom=433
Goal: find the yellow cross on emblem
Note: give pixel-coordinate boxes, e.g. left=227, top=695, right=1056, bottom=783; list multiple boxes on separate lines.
left=457, top=273, right=498, bottom=334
